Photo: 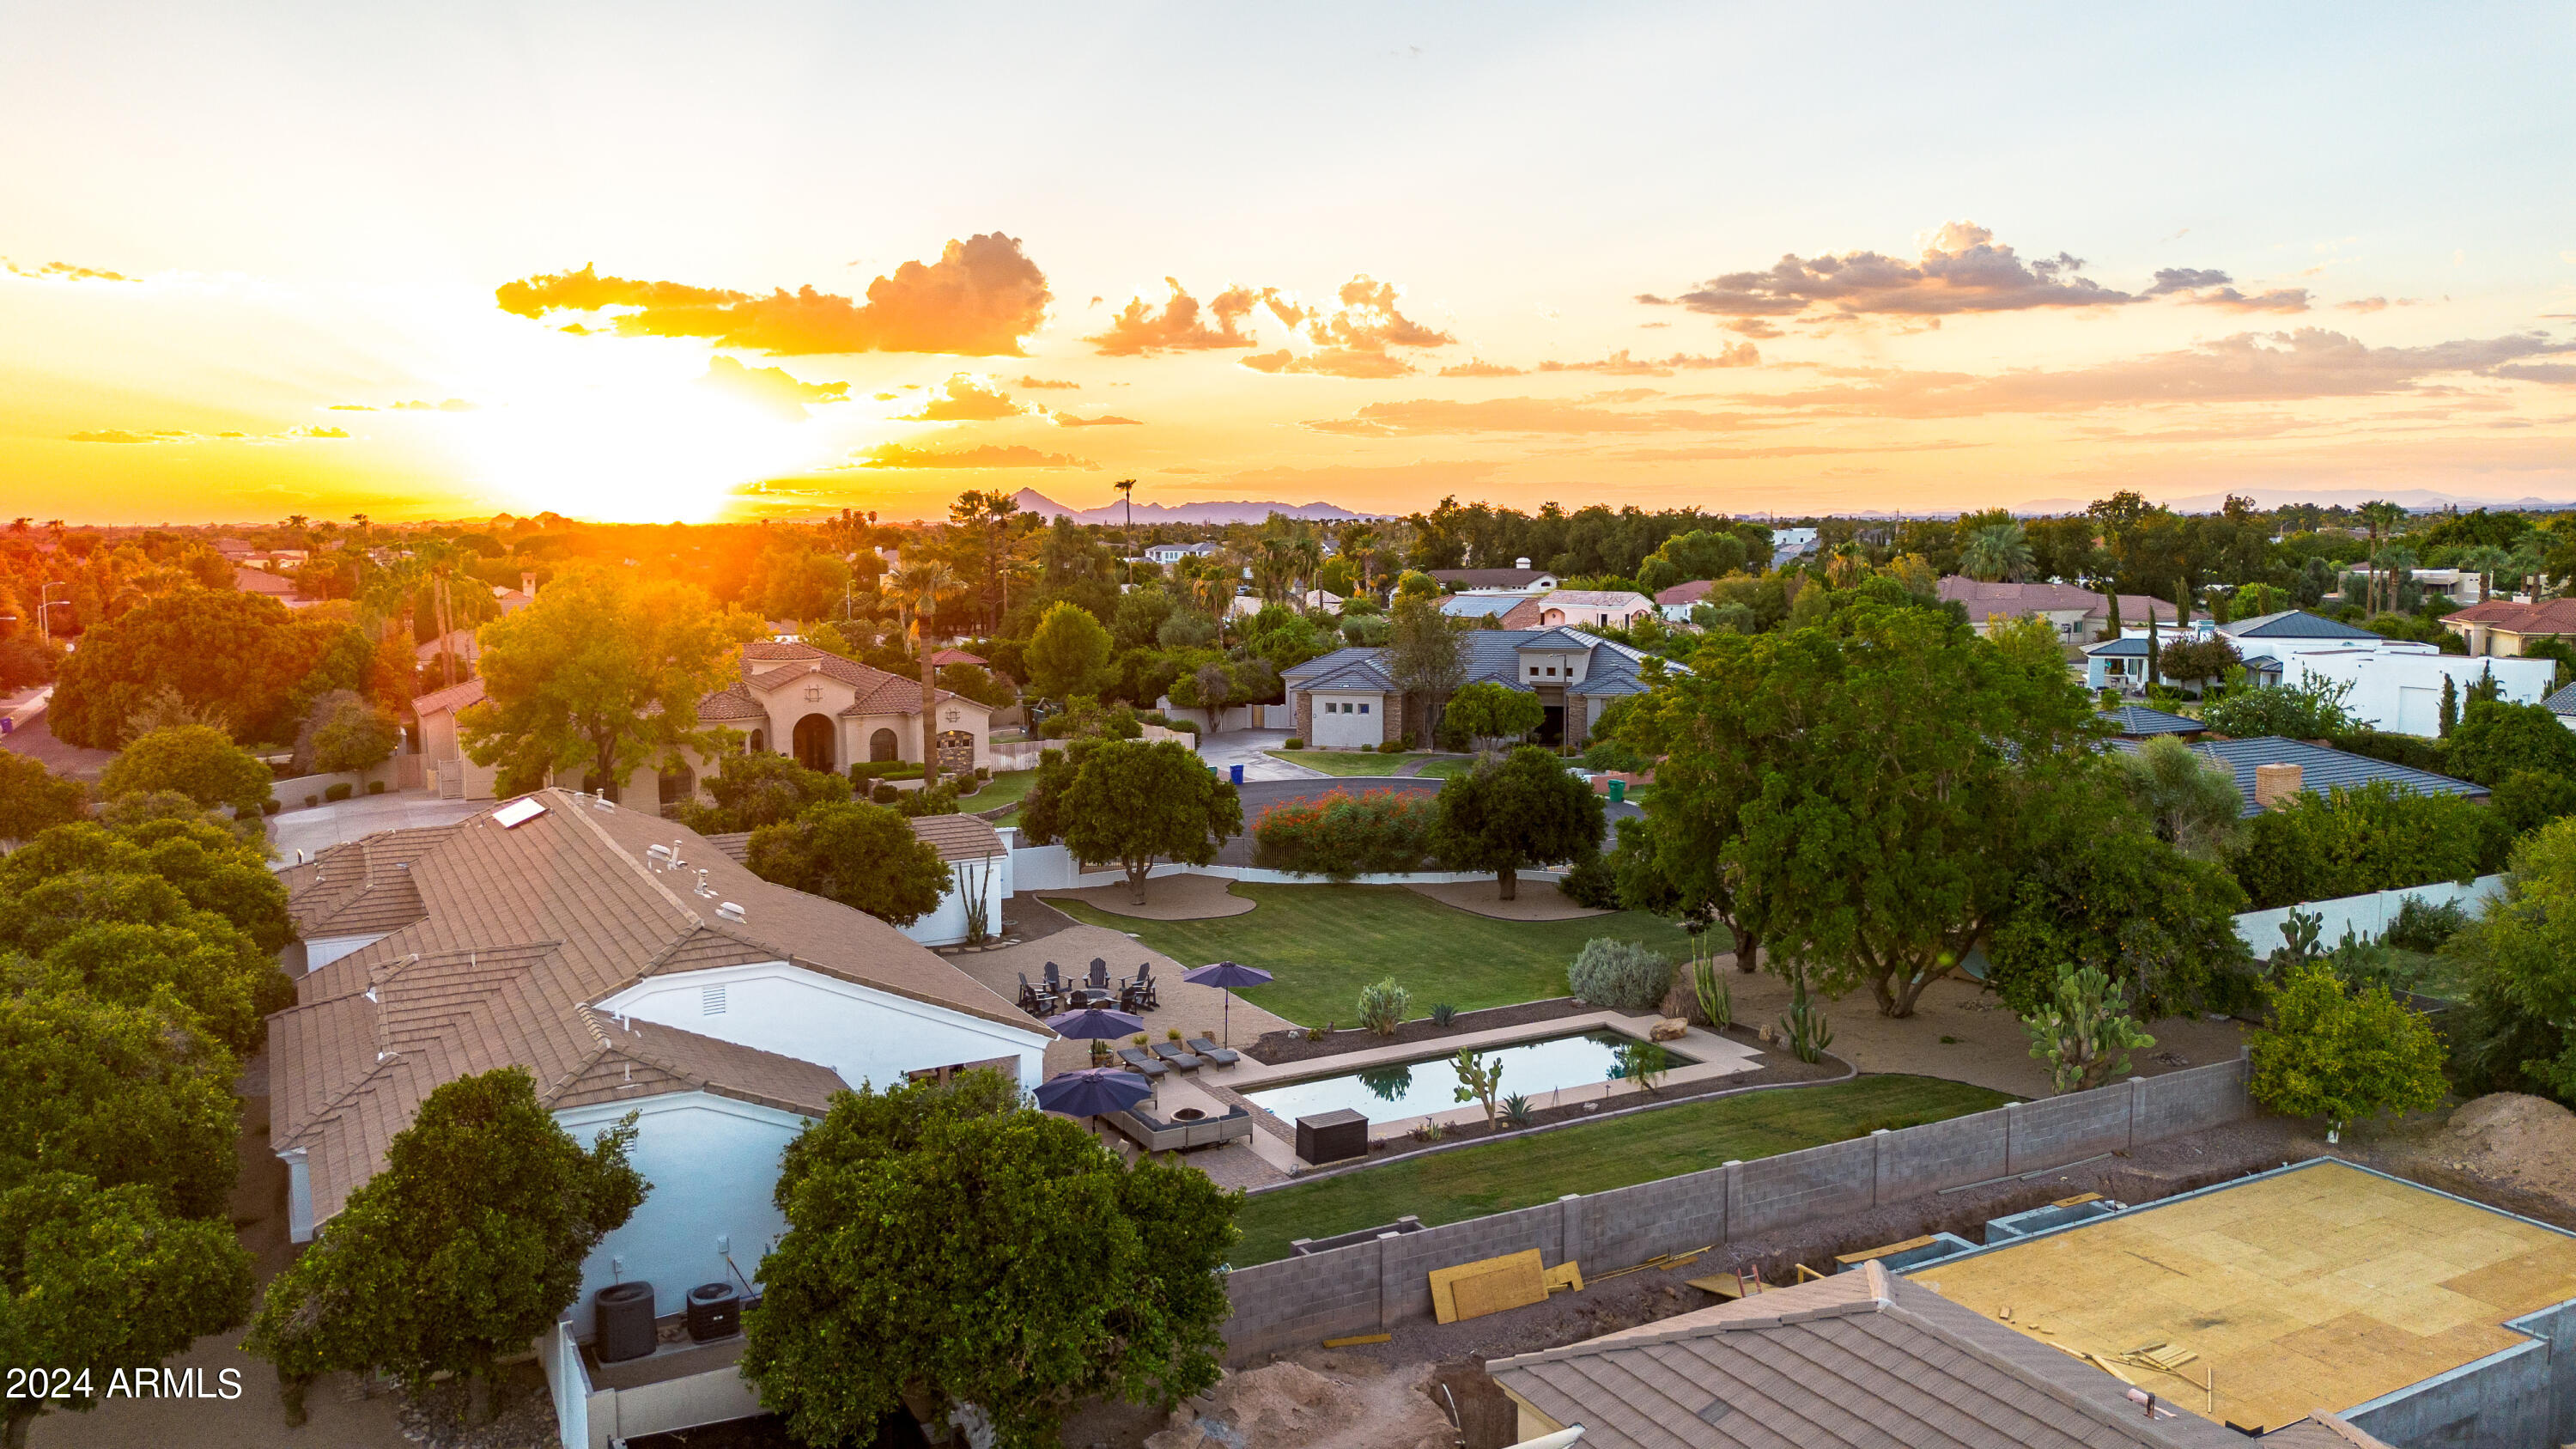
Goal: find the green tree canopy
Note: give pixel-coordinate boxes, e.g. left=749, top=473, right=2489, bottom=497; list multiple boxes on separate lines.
left=2250, top=962, right=2446, bottom=1136
left=1025, top=601, right=1115, bottom=702
left=47, top=588, right=355, bottom=748
left=742, top=1072, right=1236, bottom=1449
left=1429, top=746, right=1606, bottom=902
left=745, top=801, right=952, bottom=927
left=246, top=1068, right=647, bottom=1421
left=0, top=818, right=290, bottom=952
left=16, top=922, right=276, bottom=1056
left=295, top=689, right=400, bottom=776
left=1059, top=740, right=1242, bottom=904
left=2445, top=697, right=2576, bottom=788
left=0, top=752, right=85, bottom=845
left=2449, top=818, right=2576, bottom=1100
left=1443, top=681, right=1546, bottom=754
left=2229, top=781, right=2487, bottom=910
left=677, top=751, right=854, bottom=834
left=2110, top=734, right=2244, bottom=861
left=2198, top=677, right=2360, bottom=740
left=0, top=987, right=239, bottom=1220
left=459, top=567, right=756, bottom=801
left=0, top=1172, right=255, bottom=1449
left=99, top=725, right=274, bottom=814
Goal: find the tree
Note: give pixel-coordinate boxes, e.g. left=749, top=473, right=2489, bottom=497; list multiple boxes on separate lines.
left=2250, top=962, right=2446, bottom=1140
left=1386, top=595, right=1466, bottom=747
left=2156, top=636, right=2240, bottom=691
left=2199, top=676, right=2359, bottom=740
left=459, top=568, right=752, bottom=801
left=1959, top=522, right=2033, bottom=582
left=99, top=725, right=273, bottom=814
left=690, top=749, right=854, bottom=831
left=21, top=922, right=276, bottom=1056
left=745, top=801, right=952, bottom=927
left=742, top=1072, right=1235, bottom=1449
left=1250, top=789, right=1438, bottom=882
left=1185, top=662, right=1231, bottom=734
left=2109, top=734, right=2243, bottom=860
left=2446, top=698, right=2576, bottom=788
left=0, top=987, right=239, bottom=1220
left=1444, top=681, right=1546, bottom=754
left=246, top=1068, right=647, bottom=1424
left=0, top=1172, right=255, bottom=1449
left=295, top=690, right=399, bottom=776
left=2449, top=819, right=2576, bottom=1100
left=0, top=752, right=84, bottom=844
left=890, top=560, right=963, bottom=787
left=1059, top=741, right=1242, bottom=904
left=2020, top=963, right=2155, bottom=1094
left=2230, top=781, right=2487, bottom=910
left=0, top=817, right=291, bottom=953
left=1430, top=746, right=1605, bottom=902
left=46, top=588, right=349, bottom=748
left=1026, top=600, right=1115, bottom=703
left=1011, top=741, right=1091, bottom=849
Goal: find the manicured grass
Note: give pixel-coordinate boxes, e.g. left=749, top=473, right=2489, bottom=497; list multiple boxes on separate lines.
left=1230, top=1075, right=2014, bottom=1264
left=1266, top=749, right=1434, bottom=776
left=1050, top=882, right=1706, bottom=1025
left=960, top=767, right=1041, bottom=826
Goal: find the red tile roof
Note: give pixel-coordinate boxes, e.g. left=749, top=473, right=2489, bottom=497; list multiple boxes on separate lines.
left=2443, top=599, right=2576, bottom=634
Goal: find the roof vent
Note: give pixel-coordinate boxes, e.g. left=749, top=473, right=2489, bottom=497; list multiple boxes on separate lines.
left=594, top=795, right=616, bottom=813
left=716, top=902, right=746, bottom=923
left=695, top=869, right=718, bottom=899
left=702, top=983, right=728, bottom=1014
left=646, top=843, right=673, bottom=871
left=1516, top=557, right=1532, bottom=569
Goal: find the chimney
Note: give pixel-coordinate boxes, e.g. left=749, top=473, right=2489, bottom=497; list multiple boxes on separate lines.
left=1516, top=557, right=1532, bottom=570
left=521, top=570, right=537, bottom=599
left=2254, top=762, right=2304, bottom=810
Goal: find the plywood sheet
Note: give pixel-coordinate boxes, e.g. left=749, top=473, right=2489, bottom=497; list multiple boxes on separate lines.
left=1430, top=1249, right=1544, bottom=1324
left=1451, top=1261, right=1548, bottom=1321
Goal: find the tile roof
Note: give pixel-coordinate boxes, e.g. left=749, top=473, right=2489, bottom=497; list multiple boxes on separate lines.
left=744, top=648, right=967, bottom=717
left=1439, top=594, right=1525, bottom=619
left=696, top=684, right=771, bottom=722
left=410, top=677, right=488, bottom=717
left=1938, top=576, right=2184, bottom=624
left=2100, top=704, right=2207, bottom=737
left=2547, top=680, right=2576, bottom=716
left=1284, top=630, right=1669, bottom=701
left=270, top=788, right=1041, bottom=1227
left=1427, top=567, right=1552, bottom=589
left=234, top=564, right=298, bottom=597
left=2441, top=598, right=2576, bottom=634
left=1489, top=1261, right=2242, bottom=1449
left=1654, top=580, right=1715, bottom=606
left=702, top=813, right=1003, bottom=865
left=1539, top=589, right=1653, bottom=610
left=2218, top=609, right=2379, bottom=640
left=283, top=827, right=459, bottom=939
left=2105, top=735, right=2488, bottom=816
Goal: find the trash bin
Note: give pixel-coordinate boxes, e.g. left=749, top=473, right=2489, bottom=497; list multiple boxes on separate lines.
left=593, top=1282, right=656, bottom=1363
left=1229, top=763, right=1245, bottom=785
left=1607, top=779, right=1625, bottom=803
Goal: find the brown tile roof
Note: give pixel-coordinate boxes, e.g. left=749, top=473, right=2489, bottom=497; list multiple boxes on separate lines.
left=285, top=827, right=460, bottom=938
left=1428, top=567, right=1551, bottom=589
left=2443, top=598, right=2576, bottom=634
left=745, top=652, right=965, bottom=718
left=1654, top=580, right=1714, bottom=606
left=1489, top=1262, right=2242, bottom=1449
left=269, top=788, right=1042, bottom=1226
left=1937, top=577, right=2186, bottom=624
left=697, top=683, right=770, bottom=722
left=410, top=677, right=488, bottom=717
left=235, top=564, right=298, bottom=597
left=906, top=813, right=1005, bottom=862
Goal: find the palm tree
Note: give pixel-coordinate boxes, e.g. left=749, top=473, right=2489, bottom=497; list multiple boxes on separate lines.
left=2373, top=544, right=2421, bottom=614
left=2458, top=545, right=2512, bottom=608
left=1959, top=522, right=2033, bottom=582
left=1340, top=523, right=1379, bottom=594
left=1113, top=478, right=1137, bottom=584
left=1256, top=537, right=1298, bottom=606
left=2354, top=500, right=2404, bottom=613
left=2509, top=539, right=2550, bottom=601
left=1291, top=534, right=1324, bottom=607
left=890, top=561, right=960, bottom=786
left=7, top=517, right=27, bottom=533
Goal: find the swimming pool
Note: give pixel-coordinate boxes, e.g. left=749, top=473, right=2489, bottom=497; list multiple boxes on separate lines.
left=1242, top=1029, right=1680, bottom=1124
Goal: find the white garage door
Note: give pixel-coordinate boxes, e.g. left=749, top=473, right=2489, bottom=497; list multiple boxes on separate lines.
left=1311, top=695, right=1379, bottom=748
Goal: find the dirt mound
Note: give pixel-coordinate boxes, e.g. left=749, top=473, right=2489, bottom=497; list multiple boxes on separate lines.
left=2431, top=1093, right=2576, bottom=1201
left=1142, top=1356, right=1453, bottom=1449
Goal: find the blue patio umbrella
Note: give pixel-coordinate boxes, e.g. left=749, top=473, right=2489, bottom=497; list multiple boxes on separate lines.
left=1181, top=960, right=1273, bottom=1046
left=1033, top=1068, right=1152, bottom=1119
left=1045, top=1005, right=1147, bottom=1039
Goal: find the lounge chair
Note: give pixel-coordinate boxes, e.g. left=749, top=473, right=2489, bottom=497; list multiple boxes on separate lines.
left=1150, top=1041, right=1205, bottom=1072
left=1115, top=1046, right=1170, bottom=1078
left=1185, top=1036, right=1241, bottom=1068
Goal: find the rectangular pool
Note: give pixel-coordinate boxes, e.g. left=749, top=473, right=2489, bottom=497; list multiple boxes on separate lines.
left=1242, top=1030, right=1682, bottom=1125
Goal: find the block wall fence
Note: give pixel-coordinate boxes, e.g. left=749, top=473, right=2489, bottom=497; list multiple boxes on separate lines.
left=1217, top=1052, right=2252, bottom=1362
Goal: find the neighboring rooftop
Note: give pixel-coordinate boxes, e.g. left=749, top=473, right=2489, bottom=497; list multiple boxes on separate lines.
left=1939, top=577, right=2184, bottom=624
left=1438, top=594, right=1525, bottom=620
left=2442, top=598, right=2576, bottom=635
left=2548, top=680, right=2576, bottom=717
left=1912, top=1160, right=2576, bottom=1437
left=1490, top=1259, right=2243, bottom=1449
left=1427, top=566, right=1554, bottom=591
left=2217, top=609, right=2381, bottom=641
left=2100, top=703, right=2207, bottom=737
left=1285, top=628, right=1668, bottom=700
left=702, top=813, right=1003, bottom=866
left=2105, top=734, right=2488, bottom=815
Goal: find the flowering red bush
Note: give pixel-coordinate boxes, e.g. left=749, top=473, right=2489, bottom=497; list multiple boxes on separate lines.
left=1250, top=788, right=1439, bottom=881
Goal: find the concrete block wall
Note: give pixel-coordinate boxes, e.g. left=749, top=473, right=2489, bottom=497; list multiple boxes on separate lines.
left=1219, top=1055, right=2252, bottom=1363
left=2345, top=1335, right=2554, bottom=1449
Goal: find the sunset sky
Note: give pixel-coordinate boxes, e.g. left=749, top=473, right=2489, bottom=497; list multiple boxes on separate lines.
left=6, top=3, right=2573, bottom=526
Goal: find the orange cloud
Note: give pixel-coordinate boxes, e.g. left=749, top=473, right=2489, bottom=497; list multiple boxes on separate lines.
left=1440, top=359, right=1523, bottom=377
left=1534, top=346, right=1760, bottom=376
left=1655, top=221, right=2142, bottom=318
left=1094, top=272, right=1452, bottom=376
left=1049, top=411, right=1141, bottom=426
left=2143, top=268, right=2310, bottom=314
left=4, top=259, right=137, bottom=283
left=1242, top=348, right=1416, bottom=379
left=1017, top=375, right=1081, bottom=389
left=1087, top=280, right=1262, bottom=355
left=848, top=442, right=1095, bottom=469
left=899, top=374, right=1023, bottom=422
left=495, top=233, right=1050, bottom=356
left=701, top=356, right=850, bottom=420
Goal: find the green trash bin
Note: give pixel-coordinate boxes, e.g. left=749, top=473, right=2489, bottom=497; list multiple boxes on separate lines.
left=1607, top=779, right=1626, bottom=803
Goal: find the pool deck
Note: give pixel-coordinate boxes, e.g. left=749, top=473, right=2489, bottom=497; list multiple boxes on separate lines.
left=1146, top=1011, right=1768, bottom=1175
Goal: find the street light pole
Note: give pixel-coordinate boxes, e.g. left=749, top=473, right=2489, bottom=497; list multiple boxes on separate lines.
left=39, top=582, right=69, bottom=642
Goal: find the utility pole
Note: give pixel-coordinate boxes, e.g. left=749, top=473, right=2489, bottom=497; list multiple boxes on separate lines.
left=39, top=582, right=69, bottom=642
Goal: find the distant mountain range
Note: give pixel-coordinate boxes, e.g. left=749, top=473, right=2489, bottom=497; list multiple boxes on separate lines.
left=1007, top=488, right=1387, bottom=526
left=2013, top=486, right=2576, bottom=515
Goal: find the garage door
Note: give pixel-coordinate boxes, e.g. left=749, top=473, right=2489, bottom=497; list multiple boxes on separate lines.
left=1311, top=696, right=1378, bottom=748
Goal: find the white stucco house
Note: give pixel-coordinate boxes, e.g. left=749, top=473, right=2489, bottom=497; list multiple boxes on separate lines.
left=1143, top=540, right=1223, bottom=565
left=416, top=638, right=995, bottom=807
left=1282, top=626, right=1666, bottom=749
left=269, top=788, right=1052, bottom=1336
left=2083, top=607, right=2555, bottom=736
left=703, top=813, right=1012, bottom=950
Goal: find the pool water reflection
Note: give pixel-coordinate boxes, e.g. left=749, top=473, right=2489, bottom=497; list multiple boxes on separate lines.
left=1243, top=1030, right=1680, bottom=1124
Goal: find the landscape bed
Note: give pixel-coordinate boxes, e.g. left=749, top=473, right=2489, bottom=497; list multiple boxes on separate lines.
left=1228, top=1073, right=2015, bottom=1265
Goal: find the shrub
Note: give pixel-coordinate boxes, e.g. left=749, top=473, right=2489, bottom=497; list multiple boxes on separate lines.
left=1500, top=1093, right=1536, bottom=1129
left=2324, top=730, right=2450, bottom=774
left=1250, top=788, right=1437, bottom=881
left=1430, top=1002, right=1457, bottom=1027
left=1357, top=977, right=1410, bottom=1036
left=1558, top=850, right=1620, bottom=909
left=1779, top=977, right=1833, bottom=1064
left=1378, top=740, right=1405, bottom=754
left=2251, top=962, right=2447, bottom=1139
left=1690, top=957, right=1732, bottom=1029
left=2020, top=963, right=2155, bottom=1094
left=323, top=782, right=353, bottom=802
left=365, top=781, right=385, bottom=795
left=2230, top=781, right=2486, bottom=910
left=2201, top=677, right=2359, bottom=739
left=1566, top=938, right=1676, bottom=1012
left=1283, top=737, right=1304, bottom=750
left=871, top=782, right=899, bottom=804
left=261, top=800, right=282, bottom=816
left=2385, top=896, right=2470, bottom=953
left=304, top=795, right=319, bottom=809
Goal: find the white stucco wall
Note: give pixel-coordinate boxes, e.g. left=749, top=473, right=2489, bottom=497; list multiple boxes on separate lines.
left=2286, top=649, right=2554, bottom=737
left=592, top=961, right=1047, bottom=1093
left=900, top=852, right=1012, bottom=947
left=553, top=1092, right=811, bottom=1333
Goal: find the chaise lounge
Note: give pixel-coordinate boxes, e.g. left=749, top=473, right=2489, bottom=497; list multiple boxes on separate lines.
left=1150, top=1040, right=1206, bottom=1072
left=1184, top=1036, right=1241, bottom=1068
left=1115, top=1046, right=1170, bottom=1078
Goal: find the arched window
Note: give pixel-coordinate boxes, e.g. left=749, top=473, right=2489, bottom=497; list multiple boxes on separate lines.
left=870, top=728, right=900, bottom=763
left=748, top=728, right=767, bottom=753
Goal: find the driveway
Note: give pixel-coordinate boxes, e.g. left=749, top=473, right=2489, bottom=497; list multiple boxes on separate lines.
left=1193, top=728, right=1326, bottom=782
left=1218, top=776, right=1640, bottom=866
left=268, top=789, right=489, bottom=866
left=0, top=688, right=118, bottom=779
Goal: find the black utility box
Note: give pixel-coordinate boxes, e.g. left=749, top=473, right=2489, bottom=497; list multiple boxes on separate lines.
left=1297, top=1108, right=1369, bottom=1166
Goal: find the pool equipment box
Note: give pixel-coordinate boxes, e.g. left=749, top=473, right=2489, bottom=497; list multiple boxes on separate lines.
left=1297, top=1109, right=1369, bottom=1165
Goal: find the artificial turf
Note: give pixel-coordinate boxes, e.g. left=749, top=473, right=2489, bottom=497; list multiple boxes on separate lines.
left=1229, top=1074, right=2014, bottom=1264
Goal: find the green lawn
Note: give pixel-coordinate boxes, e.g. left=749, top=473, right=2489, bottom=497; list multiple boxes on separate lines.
left=1231, top=1075, right=2014, bottom=1264
left=1050, top=882, right=1706, bottom=1025
left=1266, top=749, right=1433, bottom=776
left=962, top=767, right=1041, bottom=825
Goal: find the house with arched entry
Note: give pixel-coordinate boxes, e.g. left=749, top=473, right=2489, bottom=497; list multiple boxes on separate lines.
left=415, top=640, right=994, bottom=807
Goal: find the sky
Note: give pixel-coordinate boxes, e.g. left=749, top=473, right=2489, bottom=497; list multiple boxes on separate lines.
left=4, top=2, right=2573, bottom=527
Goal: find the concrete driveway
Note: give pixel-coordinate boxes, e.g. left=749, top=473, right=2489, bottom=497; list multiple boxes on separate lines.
left=0, top=687, right=117, bottom=778
left=1192, top=728, right=1327, bottom=782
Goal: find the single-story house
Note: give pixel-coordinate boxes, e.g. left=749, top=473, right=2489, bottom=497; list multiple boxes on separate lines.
left=1654, top=579, right=1713, bottom=622
left=269, top=788, right=1051, bottom=1332
left=1143, top=541, right=1223, bottom=565
left=1428, top=562, right=1558, bottom=594
left=416, top=639, right=995, bottom=806
left=2104, top=734, right=2487, bottom=817
left=1497, top=589, right=1656, bottom=630
left=1282, top=626, right=1662, bottom=749
left=2086, top=608, right=2364, bottom=692
left=234, top=563, right=313, bottom=606
left=704, top=813, right=1010, bottom=950
left=1941, top=577, right=2183, bottom=645
left=2445, top=598, right=2576, bottom=657
left=1441, top=594, right=1528, bottom=623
